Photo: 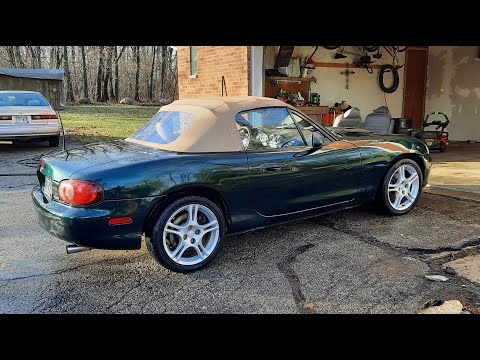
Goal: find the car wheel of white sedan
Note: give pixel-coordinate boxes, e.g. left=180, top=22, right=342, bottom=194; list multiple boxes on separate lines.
left=147, top=196, right=225, bottom=273
left=379, top=159, right=423, bottom=215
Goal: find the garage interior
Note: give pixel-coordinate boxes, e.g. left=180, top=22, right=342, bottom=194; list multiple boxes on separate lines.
left=259, top=46, right=480, bottom=198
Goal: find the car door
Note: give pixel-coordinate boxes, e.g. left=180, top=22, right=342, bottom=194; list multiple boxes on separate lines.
left=235, top=107, right=362, bottom=217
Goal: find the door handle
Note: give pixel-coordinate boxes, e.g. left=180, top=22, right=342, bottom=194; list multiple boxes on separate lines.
left=261, top=164, right=282, bottom=173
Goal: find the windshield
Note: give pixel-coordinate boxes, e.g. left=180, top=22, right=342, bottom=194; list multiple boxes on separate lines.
left=0, top=92, right=50, bottom=107
left=129, top=111, right=194, bottom=145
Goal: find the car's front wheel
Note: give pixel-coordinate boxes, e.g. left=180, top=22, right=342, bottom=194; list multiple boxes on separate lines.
left=146, top=196, right=225, bottom=273
left=379, top=159, right=423, bottom=215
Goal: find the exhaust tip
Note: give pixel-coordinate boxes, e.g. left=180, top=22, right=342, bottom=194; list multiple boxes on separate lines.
left=66, top=244, right=92, bottom=254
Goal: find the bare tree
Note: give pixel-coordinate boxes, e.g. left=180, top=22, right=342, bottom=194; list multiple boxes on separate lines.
left=36, top=46, right=42, bottom=68
left=15, top=47, right=25, bottom=68
left=102, top=46, right=114, bottom=102
left=55, top=46, right=63, bottom=68
left=134, top=46, right=140, bottom=102
left=6, top=46, right=16, bottom=67
left=96, top=46, right=105, bottom=102
left=148, top=46, right=156, bottom=101
left=114, top=46, right=127, bottom=102
left=80, top=46, right=89, bottom=99
left=27, top=46, right=37, bottom=67
left=63, top=46, right=74, bottom=102
left=160, top=46, right=167, bottom=98
left=49, top=46, right=55, bottom=68
left=70, top=46, right=79, bottom=95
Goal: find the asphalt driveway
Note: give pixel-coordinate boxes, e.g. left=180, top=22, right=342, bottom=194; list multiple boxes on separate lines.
left=1, top=141, right=480, bottom=314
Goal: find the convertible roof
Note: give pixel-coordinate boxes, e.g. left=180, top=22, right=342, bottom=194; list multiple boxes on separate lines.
left=126, top=96, right=292, bottom=153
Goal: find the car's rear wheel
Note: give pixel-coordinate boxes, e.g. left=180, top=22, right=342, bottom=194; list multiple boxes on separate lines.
left=48, top=136, right=60, bottom=147
left=379, top=159, right=423, bottom=215
left=146, top=196, right=225, bottom=273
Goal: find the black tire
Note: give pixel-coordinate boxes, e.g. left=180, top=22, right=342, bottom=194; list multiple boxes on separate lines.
left=48, top=136, right=60, bottom=147
left=378, top=159, right=423, bottom=215
left=379, top=64, right=399, bottom=93
left=440, top=142, right=446, bottom=152
left=324, top=46, right=339, bottom=50
left=364, top=46, right=379, bottom=52
left=393, top=46, right=407, bottom=52
left=146, top=196, right=225, bottom=273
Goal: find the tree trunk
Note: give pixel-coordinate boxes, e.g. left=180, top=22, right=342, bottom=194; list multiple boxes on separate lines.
left=56, top=46, right=63, bottom=68
left=96, top=46, right=105, bottom=102
left=108, top=46, right=115, bottom=100
left=49, top=46, right=55, bottom=68
left=28, top=46, right=37, bottom=67
left=6, top=46, right=16, bottom=67
left=148, top=46, right=156, bottom=101
left=134, top=46, right=140, bottom=102
left=64, top=46, right=75, bottom=102
left=102, top=46, right=113, bottom=102
left=160, top=46, right=167, bottom=98
left=70, top=46, right=78, bottom=97
left=15, top=46, right=25, bottom=68
left=80, top=46, right=89, bottom=99
left=114, top=46, right=127, bottom=102
left=36, top=46, right=42, bottom=68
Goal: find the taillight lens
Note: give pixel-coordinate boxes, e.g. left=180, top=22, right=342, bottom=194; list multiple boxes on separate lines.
left=0, top=115, right=12, bottom=120
left=31, top=114, right=58, bottom=120
left=58, top=179, right=104, bottom=206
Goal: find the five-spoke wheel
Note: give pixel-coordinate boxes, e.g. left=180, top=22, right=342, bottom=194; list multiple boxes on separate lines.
left=146, top=196, right=225, bottom=272
left=379, top=159, right=423, bottom=215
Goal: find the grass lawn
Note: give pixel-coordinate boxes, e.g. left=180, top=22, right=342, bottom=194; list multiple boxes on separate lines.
left=61, top=105, right=159, bottom=144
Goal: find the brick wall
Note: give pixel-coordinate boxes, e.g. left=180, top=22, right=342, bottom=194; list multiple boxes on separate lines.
left=177, top=46, right=251, bottom=99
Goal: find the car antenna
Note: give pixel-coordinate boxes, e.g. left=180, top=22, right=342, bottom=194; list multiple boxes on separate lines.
left=57, top=110, right=67, bottom=151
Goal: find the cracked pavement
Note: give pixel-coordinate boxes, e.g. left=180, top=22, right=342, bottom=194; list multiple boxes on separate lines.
left=2, top=143, right=480, bottom=314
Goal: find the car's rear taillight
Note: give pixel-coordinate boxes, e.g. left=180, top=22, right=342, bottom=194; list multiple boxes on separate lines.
left=58, top=179, right=104, bottom=206
left=31, top=114, right=58, bottom=120
left=0, top=115, right=12, bottom=120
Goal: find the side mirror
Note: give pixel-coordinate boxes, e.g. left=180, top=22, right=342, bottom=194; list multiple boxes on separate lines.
left=311, top=132, right=323, bottom=150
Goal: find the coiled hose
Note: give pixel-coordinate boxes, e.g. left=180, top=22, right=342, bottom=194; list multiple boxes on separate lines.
left=379, top=64, right=399, bottom=93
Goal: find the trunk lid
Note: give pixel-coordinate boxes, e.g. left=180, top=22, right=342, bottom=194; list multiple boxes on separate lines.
left=40, top=140, right=168, bottom=181
left=0, top=106, right=58, bottom=126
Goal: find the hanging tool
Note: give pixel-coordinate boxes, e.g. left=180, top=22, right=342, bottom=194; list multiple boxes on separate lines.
left=340, top=68, right=355, bottom=89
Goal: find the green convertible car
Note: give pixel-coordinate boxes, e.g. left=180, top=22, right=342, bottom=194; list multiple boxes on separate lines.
left=33, top=97, right=432, bottom=272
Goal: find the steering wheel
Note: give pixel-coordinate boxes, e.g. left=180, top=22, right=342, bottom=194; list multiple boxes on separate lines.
left=280, top=139, right=297, bottom=148
left=238, top=126, right=251, bottom=149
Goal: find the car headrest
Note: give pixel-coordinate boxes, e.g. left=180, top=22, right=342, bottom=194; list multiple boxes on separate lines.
left=373, top=106, right=390, bottom=115
left=344, top=107, right=361, bottom=119
left=27, top=99, right=40, bottom=106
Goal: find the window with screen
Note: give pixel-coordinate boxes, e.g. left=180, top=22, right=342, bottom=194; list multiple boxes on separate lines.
left=190, top=46, right=198, bottom=76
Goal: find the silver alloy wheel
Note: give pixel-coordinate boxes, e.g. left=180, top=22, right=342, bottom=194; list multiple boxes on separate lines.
left=163, top=203, right=220, bottom=266
left=387, top=164, right=420, bottom=211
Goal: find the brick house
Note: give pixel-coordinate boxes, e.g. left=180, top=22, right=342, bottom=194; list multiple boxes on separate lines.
left=177, top=46, right=263, bottom=98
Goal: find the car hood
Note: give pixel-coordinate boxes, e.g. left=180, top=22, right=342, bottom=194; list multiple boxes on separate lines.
left=40, top=140, right=172, bottom=181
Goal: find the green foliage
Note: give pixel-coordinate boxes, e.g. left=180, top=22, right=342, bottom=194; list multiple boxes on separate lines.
left=61, top=104, right=158, bottom=144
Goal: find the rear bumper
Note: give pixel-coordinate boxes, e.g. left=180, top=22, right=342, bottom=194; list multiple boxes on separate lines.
left=0, top=124, right=60, bottom=139
left=31, top=186, right=161, bottom=250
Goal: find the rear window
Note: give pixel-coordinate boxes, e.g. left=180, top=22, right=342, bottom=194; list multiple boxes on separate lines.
left=0, top=92, right=50, bottom=107
left=129, top=111, right=193, bottom=145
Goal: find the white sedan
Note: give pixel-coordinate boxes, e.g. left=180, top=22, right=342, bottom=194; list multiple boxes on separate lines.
left=0, top=91, right=61, bottom=147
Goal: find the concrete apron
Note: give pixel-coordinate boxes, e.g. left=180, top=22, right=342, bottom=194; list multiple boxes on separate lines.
left=426, top=141, right=480, bottom=202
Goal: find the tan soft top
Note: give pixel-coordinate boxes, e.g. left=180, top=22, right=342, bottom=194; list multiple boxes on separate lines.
left=126, top=96, right=292, bottom=153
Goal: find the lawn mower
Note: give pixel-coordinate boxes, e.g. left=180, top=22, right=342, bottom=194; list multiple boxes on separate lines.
left=415, top=111, right=450, bottom=152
